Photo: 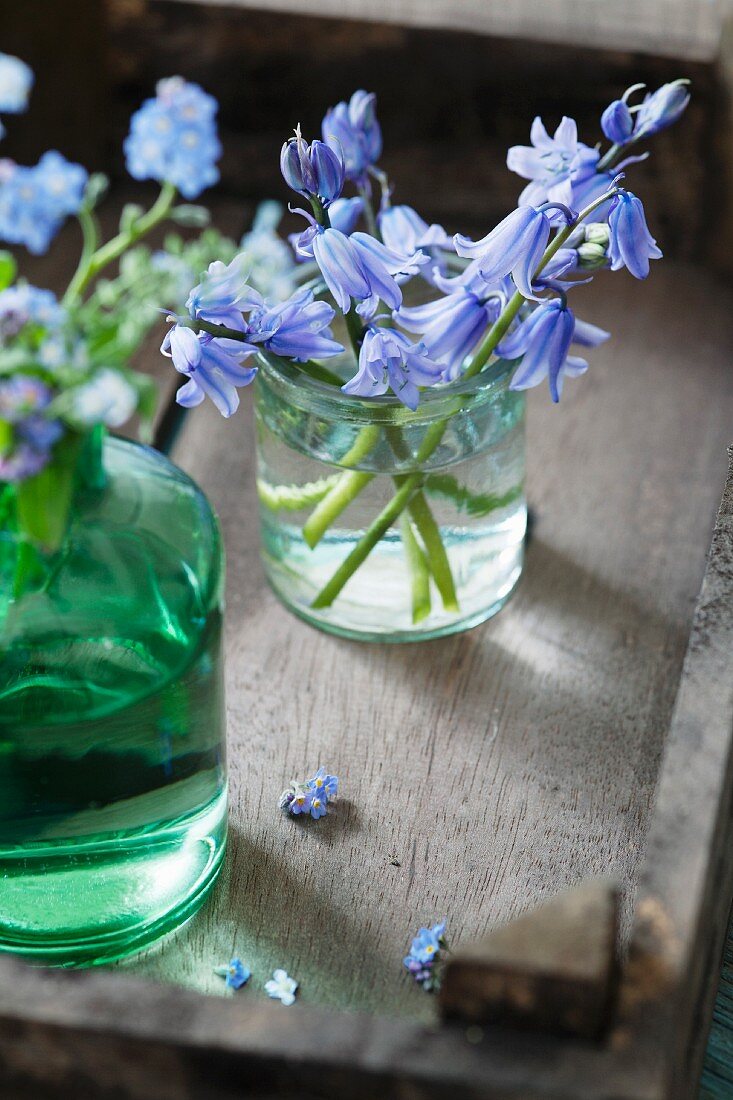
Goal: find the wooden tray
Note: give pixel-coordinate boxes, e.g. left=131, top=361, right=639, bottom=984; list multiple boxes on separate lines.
left=1, top=263, right=732, bottom=1099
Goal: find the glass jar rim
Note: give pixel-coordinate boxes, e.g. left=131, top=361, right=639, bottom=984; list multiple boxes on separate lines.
left=255, top=350, right=515, bottom=425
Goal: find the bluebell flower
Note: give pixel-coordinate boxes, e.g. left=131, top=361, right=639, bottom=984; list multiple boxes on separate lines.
left=311, top=226, right=426, bottom=318
left=162, top=323, right=258, bottom=417
left=322, top=90, right=382, bottom=185
left=239, top=201, right=299, bottom=300
left=280, top=125, right=345, bottom=207
left=498, top=299, right=609, bottom=402
left=633, top=80, right=690, bottom=139
left=395, top=284, right=503, bottom=381
left=0, top=152, right=88, bottom=254
left=379, top=204, right=452, bottom=283
left=124, top=77, right=221, bottom=199
left=68, top=369, right=139, bottom=429
left=454, top=205, right=562, bottom=300
left=289, top=196, right=364, bottom=261
left=607, top=190, right=662, bottom=279
left=342, top=324, right=443, bottom=409
left=0, top=283, right=64, bottom=340
left=214, top=957, right=251, bottom=990
left=0, top=52, right=33, bottom=135
left=249, top=287, right=343, bottom=361
left=507, top=116, right=599, bottom=207
left=186, top=255, right=264, bottom=330
left=601, top=99, right=634, bottom=145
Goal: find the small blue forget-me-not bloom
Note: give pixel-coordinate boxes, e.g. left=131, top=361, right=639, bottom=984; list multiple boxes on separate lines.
left=214, top=957, right=251, bottom=990
left=0, top=152, right=88, bottom=255
left=124, top=77, right=221, bottom=199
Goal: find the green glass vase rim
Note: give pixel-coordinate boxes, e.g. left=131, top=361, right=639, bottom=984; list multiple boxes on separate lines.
left=255, top=349, right=515, bottom=426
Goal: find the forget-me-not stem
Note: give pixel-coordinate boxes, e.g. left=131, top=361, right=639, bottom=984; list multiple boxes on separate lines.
left=310, top=183, right=622, bottom=610
left=64, top=181, right=177, bottom=307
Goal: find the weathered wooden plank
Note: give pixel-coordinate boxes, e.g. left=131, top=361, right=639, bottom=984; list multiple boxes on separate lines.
left=615, top=446, right=733, bottom=1099
left=158, top=0, right=724, bottom=61
left=440, top=878, right=620, bottom=1038
left=113, top=260, right=733, bottom=1027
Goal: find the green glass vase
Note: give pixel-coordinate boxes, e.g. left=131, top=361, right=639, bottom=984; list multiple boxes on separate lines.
left=0, top=434, right=227, bottom=966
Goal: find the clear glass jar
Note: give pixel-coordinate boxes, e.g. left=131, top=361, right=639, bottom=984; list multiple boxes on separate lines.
left=255, top=353, right=526, bottom=642
left=0, top=435, right=227, bottom=966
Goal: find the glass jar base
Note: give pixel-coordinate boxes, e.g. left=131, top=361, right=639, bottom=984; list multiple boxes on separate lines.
left=0, top=787, right=227, bottom=968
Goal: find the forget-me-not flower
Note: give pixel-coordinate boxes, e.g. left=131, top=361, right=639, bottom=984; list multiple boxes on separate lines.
left=265, top=969, right=299, bottom=1006
left=124, top=77, right=221, bottom=199
left=507, top=116, right=599, bottom=208
left=214, top=957, right=251, bottom=990
left=307, top=767, right=338, bottom=801
left=0, top=283, right=65, bottom=340
left=280, top=765, right=339, bottom=819
left=607, top=190, right=662, bottom=279
left=68, top=369, right=139, bottom=429
left=498, top=299, right=609, bottom=402
left=322, top=90, right=382, bottom=185
left=0, top=152, right=88, bottom=254
left=0, top=52, right=33, bottom=137
left=403, top=920, right=447, bottom=991
left=342, top=324, right=443, bottom=409
left=0, top=375, right=63, bottom=482
left=280, top=126, right=345, bottom=207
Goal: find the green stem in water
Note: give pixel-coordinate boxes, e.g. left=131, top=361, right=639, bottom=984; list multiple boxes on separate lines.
left=63, top=181, right=177, bottom=307
left=310, top=473, right=423, bottom=609
left=309, top=184, right=622, bottom=611
left=400, top=514, right=431, bottom=623
left=302, top=423, right=381, bottom=548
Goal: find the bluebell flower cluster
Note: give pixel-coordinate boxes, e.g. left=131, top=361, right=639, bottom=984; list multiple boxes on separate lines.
left=0, top=152, right=88, bottom=254
left=124, top=77, right=221, bottom=199
left=165, top=254, right=344, bottom=416
left=0, top=52, right=33, bottom=138
left=279, top=766, right=338, bottom=820
left=602, top=80, right=691, bottom=146
left=403, top=921, right=447, bottom=992
left=0, top=375, right=63, bottom=482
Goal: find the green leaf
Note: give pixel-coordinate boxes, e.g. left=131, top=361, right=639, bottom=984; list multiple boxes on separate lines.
left=0, top=251, right=17, bottom=291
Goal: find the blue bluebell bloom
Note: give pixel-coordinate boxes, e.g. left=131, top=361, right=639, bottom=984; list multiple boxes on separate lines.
left=186, top=255, right=265, bottom=330
left=311, top=225, right=426, bottom=318
left=379, top=204, right=452, bottom=283
left=506, top=116, right=599, bottom=207
left=249, top=288, right=343, bottom=362
left=498, top=299, right=609, bottom=402
left=342, top=324, right=443, bottom=409
left=162, top=323, right=258, bottom=418
left=0, top=52, right=33, bottom=137
left=454, top=205, right=566, bottom=300
left=322, top=90, right=382, bottom=186
left=633, top=80, right=690, bottom=139
left=288, top=196, right=364, bottom=261
left=0, top=152, right=88, bottom=254
left=124, top=77, right=221, bottom=199
left=601, top=99, right=634, bottom=145
left=280, top=126, right=345, bottom=207
left=607, top=190, right=662, bottom=279
left=395, top=285, right=503, bottom=381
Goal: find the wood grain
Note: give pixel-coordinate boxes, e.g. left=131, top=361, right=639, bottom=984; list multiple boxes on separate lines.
left=158, top=0, right=724, bottom=62
left=114, top=260, right=733, bottom=1031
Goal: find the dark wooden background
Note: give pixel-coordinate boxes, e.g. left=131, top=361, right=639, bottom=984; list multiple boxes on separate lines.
left=0, top=0, right=727, bottom=264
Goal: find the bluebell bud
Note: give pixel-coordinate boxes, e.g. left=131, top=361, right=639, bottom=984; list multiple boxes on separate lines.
left=633, top=79, right=691, bottom=139
left=601, top=99, right=634, bottom=145
left=280, top=126, right=345, bottom=207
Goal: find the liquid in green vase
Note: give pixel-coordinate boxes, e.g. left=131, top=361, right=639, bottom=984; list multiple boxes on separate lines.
left=0, top=437, right=227, bottom=966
